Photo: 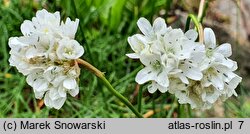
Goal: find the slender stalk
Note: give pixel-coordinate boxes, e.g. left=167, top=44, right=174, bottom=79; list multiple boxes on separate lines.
left=152, top=93, right=156, bottom=117
left=197, top=0, right=205, bottom=22
left=100, top=76, right=143, bottom=118
left=178, top=103, right=185, bottom=118
left=198, top=0, right=209, bottom=23
left=76, top=59, right=143, bottom=118
left=160, top=93, right=168, bottom=117
left=187, top=104, right=193, bottom=117
left=76, top=59, right=103, bottom=77
left=137, top=85, right=143, bottom=113
left=167, top=99, right=177, bottom=118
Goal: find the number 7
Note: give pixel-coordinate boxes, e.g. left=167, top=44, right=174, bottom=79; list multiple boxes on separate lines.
left=238, top=121, right=244, bottom=129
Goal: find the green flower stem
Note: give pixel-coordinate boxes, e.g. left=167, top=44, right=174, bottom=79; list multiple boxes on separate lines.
left=152, top=93, right=156, bottom=117
left=76, top=59, right=143, bottom=118
left=185, top=14, right=204, bottom=43
left=178, top=103, right=185, bottom=118
left=187, top=104, right=193, bottom=117
left=167, top=98, right=178, bottom=118
left=137, top=85, right=143, bottom=113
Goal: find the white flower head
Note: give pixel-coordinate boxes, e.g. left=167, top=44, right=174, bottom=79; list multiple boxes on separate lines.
left=137, top=17, right=170, bottom=41
left=128, top=17, right=204, bottom=93
left=60, top=18, right=79, bottom=39
left=21, top=9, right=61, bottom=37
left=9, top=9, right=84, bottom=109
left=57, top=38, right=84, bottom=60
left=128, top=17, right=242, bottom=109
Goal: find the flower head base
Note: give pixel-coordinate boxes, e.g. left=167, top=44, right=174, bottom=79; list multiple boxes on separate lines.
left=127, top=17, right=242, bottom=109
left=9, top=9, right=84, bottom=109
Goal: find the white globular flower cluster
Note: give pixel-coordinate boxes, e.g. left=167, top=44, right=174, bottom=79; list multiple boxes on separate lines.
left=8, top=9, right=84, bottom=109
left=127, top=17, right=242, bottom=109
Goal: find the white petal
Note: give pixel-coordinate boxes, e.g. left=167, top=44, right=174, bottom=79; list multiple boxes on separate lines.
left=126, top=53, right=140, bottom=59
left=61, top=18, right=79, bottom=38
left=227, top=75, right=242, bottom=90
left=150, top=40, right=163, bottom=55
left=58, top=89, right=66, bottom=98
left=215, top=43, right=232, bottom=57
left=164, top=29, right=184, bottom=43
left=185, top=29, right=198, bottom=41
left=74, top=41, right=84, bottom=58
left=33, top=78, right=49, bottom=92
left=158, top=86, right=168, bottom=93
left=44, top=91, right=66, bottom=110
left=45, top=12, right=59, bottom=26
left=183, top=65, right=203, bottom=80
left=169, top=68, right=182, bottom=75
left=206, top=95, right=218, bottom=103
left=219, top=58, right=235, bottom=69
left=152, top=82, right=168, bottom=93
left=201, top=77, right=212, bottom=87
left=177, top=73, right=189, bottom=84
left=160, top=53, right=176, bottom=68
left=190, top=51, right=206, bottom=64
left=139, top=53, right=160, bottom=66
left=25, top=47, right=39, bottom=59
left=36, top=9, right=47, bottom=21
left=137, top=17, right=154, bottom=39
left=148, top=83, right=157, bottom=93
left=51, top=75, right=66, bottom=87
left=215, top=65, right=237, bottom=82
left=68, top=86, right=79, bottom=97
left=44, top=92, right=52, bottom=108
left=155, top=70, right=169, bottom=87
left=202, top=89, right=219, bottom=103
left=26, top=74, right=36, bottom=86
left=231, top=61, right=238, bottom=71
left=53, top=11, right=61, bottom=26
left=34, top=91, right=45, bottom=99
left=211, top=75, right=224, bottom=90
left=127, top=35, right=145, bottom=53
left=204, top=28, right=216, bottom=49
left=150, top=81, right=168, bottom=93
left=213, top=52, right=223, bottom=60
left=18, top=35, right=38, bottom=45
left=152, top=17, right=166, bottom=34
left=8, top=37, right=28, bottom=50
left=49, top=88, right=60, bottom=100
left=224, top=71, right=237, bottom=82
left=63, top=78, right=77, bottom=89
left=52, top=97, right=66, bottom=109
left=20, top=20, right=35, bottom=36
left=135, top=67, right=155, bottom=84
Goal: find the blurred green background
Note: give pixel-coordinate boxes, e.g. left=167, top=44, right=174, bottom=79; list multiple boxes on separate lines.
left=0, top=0, right=250, bottom=117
